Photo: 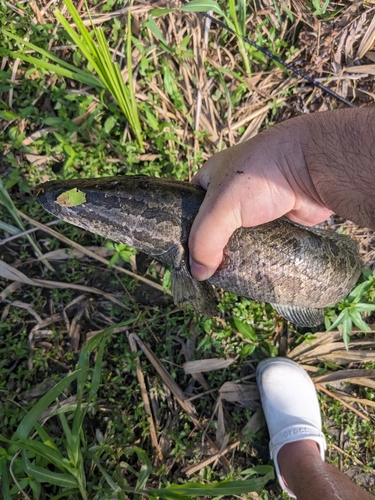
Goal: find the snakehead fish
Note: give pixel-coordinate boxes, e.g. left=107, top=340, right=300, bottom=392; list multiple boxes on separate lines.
left=36, top=175, right=362, bottom=327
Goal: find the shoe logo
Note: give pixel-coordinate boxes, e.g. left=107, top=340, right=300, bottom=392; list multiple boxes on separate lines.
left=284, top=428, right=310, bottom=437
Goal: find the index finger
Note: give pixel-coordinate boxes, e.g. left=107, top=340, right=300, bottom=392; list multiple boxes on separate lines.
left=189, top=184, right=243, bottom=280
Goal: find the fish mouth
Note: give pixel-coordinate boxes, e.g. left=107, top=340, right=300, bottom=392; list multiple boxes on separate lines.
left=35, top=183, right=52, bottom=213
left=35, top=180, right=75, bottom=216
left=34, top=185, right=45, bottom=199
left=34, top=182, right=58, bottom=215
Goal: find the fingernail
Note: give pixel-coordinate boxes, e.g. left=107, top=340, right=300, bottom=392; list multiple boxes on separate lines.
left=189, top=258, right=211, bottom=281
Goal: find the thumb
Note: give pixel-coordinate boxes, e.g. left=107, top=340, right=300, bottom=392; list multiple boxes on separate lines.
left=188, top=190, right=242, bottom=281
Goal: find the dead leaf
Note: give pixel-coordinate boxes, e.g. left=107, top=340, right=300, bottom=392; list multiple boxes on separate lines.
left=297, top=341, right=347, bottom=360
left=317, top=351, right=375, bottom=364
left=22, top=380, right=54, bottom=400
left=242, top=407, right=265, bottom=436
left=339, top=395, right=375, bottom=409
left=216, top=399, right=226, bottom=447
left=0, top=281, right=21, bottom=300
left=356, top=14, right=375, bottom=59
left=127, top=333, right=163, bottom=461
left=0, top=260, right=128, bottom=309
left=183, top=358, right=236, bottom=374
left=239, top=110, right=269, bottom=143
left=38, top=246, right=114, bottom=261
left=0, top=260, right=36, bottom=286
left=314, top=369, right=375, bottom=385
left=366, top=51, right=375, bottom=62
left=182, top=440, right=240, bottom=476
left=348, top=377, right=375, bottom=390
left=30, top=1, right=45, bottom=24
left=289, top=329, right=375, bottom=365
left=24, top=154, right=49, bottom=166
left=344, top=64, right=375, bottom=75
left=219, top=382, right=259, bottom=402
left=9, top=300, right=43, bottom=324
left=289, top=330, right=342, bottom=361
left=22, top=127, right=54, bottom=147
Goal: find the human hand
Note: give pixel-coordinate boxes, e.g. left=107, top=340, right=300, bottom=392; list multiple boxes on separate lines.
left=188, top=118, right=333, bottom=281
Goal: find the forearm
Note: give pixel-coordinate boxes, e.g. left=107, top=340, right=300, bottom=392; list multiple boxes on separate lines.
left=297, top=108, right=375, bottom=229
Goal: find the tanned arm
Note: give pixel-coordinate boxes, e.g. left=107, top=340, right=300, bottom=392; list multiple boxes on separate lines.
left=300, top=108, right=375, bottom=230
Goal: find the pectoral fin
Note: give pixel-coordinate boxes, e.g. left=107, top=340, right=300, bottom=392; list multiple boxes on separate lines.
left=270, top=303, right=324, bottom=327
left=171, top=260, right=218, bottom=317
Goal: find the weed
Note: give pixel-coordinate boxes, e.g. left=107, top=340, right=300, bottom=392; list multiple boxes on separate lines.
left=308, top=0, right=330, bottom=17
left=2, top=0, right=143, bottom=148
left=325, top=275, right=375, bottom=349
left=105, top=241, right=137, bottom=267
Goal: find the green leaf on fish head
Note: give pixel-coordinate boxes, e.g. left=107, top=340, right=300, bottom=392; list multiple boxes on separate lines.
left=56, top=188, right=87, bottom=207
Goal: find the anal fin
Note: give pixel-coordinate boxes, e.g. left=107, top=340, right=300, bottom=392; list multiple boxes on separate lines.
left=171, top=260, right=218, bottom=317
left=270, top=303, right=324, bottom=327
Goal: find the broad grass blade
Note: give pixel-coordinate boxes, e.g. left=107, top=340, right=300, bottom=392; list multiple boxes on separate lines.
left=4, top=437, right=68, bottom=473
left=146, top=472, right=274, bottom=497
left=180, top=0, right=226, bottom=17
left=0, top=451, right=11, bottom=500
left=13, top=370, right=83, bottom=442
left=0, top=220, right=20, bottom=235
left=22, top=451, right=78, bottom=488
left=124, top=447, right=152, bottom=490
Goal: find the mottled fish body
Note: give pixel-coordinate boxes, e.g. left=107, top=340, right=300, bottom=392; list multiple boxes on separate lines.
left=36, top=176, right=362, bottom=326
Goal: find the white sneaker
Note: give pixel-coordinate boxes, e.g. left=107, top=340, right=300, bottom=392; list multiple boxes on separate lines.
left=256, top=357, right=326, bottom=498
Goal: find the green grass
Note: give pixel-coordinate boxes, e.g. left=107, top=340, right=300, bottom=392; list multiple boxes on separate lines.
left=1, top=0, right=375, bottom=498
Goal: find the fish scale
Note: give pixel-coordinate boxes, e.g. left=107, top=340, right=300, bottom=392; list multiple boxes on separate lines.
left=36, top=175, right=362, bottom=327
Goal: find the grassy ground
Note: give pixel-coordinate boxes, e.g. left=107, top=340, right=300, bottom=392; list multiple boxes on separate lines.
left=1, top=0, right=375, bottom=498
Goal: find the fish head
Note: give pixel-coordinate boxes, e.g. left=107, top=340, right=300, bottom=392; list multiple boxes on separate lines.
left=35, top=176, right=204, bottom=259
